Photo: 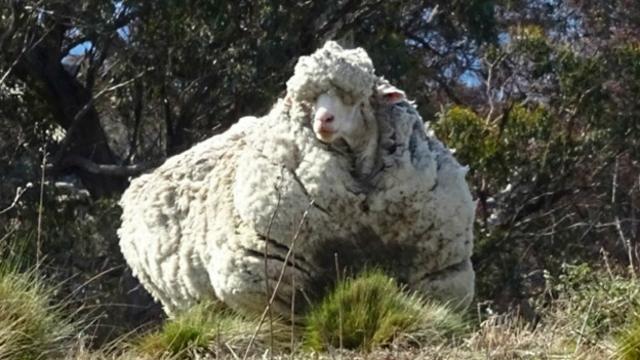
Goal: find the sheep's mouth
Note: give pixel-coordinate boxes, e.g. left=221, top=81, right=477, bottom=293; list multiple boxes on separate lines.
left=313, top=125, right=337, bottom=142
left=315, top=129, right=336, bottom=143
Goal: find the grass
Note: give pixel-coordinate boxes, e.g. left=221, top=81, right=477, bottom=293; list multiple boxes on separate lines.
left=132, top=300, right=288, bottom=359
left=618, top=316, right=640, bottom=360
left=304, top=269, right=469, bottom=352
left=0, top=262, right=78, bottom=360
left=0, top=251, right=637, bottom=359
left=547, top=263, right=640, bottom=348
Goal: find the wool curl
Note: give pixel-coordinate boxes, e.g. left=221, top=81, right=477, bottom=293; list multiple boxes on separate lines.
left=286, top=41, right=376, bottom=105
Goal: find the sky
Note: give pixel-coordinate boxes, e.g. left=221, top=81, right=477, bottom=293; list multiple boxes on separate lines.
left=69, top=1, right=128, bottom=56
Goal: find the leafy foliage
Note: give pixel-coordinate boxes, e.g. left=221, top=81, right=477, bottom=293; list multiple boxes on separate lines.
left=426, top=4, right=640, bottom=306
left=435, top=103, right=552, bottom=186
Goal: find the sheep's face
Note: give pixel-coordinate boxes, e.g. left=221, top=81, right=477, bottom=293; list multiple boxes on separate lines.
left=312, top=89, right=365, bottom=144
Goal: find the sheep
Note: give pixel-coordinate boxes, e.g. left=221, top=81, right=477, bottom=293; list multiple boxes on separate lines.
left=118, top=41, right=475, bottom=317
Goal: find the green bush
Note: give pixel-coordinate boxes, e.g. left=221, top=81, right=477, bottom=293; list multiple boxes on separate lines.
left=304, top=270, right=468, bottom=352
left=434, top=103, right=551, bottom=188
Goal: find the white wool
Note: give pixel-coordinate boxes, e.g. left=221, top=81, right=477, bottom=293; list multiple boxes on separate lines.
left=286, top=41, right=376, bottom=104
left=118, top=41, right=475, bottom=316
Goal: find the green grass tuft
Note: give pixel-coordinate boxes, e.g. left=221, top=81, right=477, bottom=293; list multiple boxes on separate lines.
left=304, top=269, right=468, bottom=352
left=617, top=315, right=640, bottom=360
left=0, top=263, right=78, bottom=359
left=135, top=301, right=227, bottom=357
left=134, top=300, right=287, bottom=358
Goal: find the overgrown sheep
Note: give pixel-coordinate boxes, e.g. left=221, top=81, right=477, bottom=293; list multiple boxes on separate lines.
left=118, top=41, right=475, bottom=317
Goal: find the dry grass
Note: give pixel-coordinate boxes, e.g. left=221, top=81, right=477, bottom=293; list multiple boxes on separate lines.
left=617, top=315, right=640, bottom=360
left=127, top=301, right=289, bottom=359
left=0, top=263, right=79, bottom=359
left=32, top=301, right=628, bottom=359
left=2, top=255, right=636, bottom=360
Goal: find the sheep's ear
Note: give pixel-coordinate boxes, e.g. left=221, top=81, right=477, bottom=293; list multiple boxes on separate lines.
left=377, top=84, right=406, bottom=105
left=383, top=91, right=406, bottom=105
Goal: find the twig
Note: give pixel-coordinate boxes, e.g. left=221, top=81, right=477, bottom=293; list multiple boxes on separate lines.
left=335, top=253, right=343, bottom=353
left=62, top=265, right=123, bottom=302
left=1, top=8, right=55, bottom=87
left=0, top=183, right=32, bottom=215
left=616, top=217, right=636, bottom=279
left=290, top=250, right=296, bottom=358
left=600, top=248, right=615, bottom=282
left=425, top=4, right=439, bottom=23
left=53, top=155, right=162, bottom=176
left=574, top=296, right=594, bottom=354
left=265, top=169, right=285, bottom=360
left=0, top=49, right=23, bottom=86
left=612, top=155, right=619, bottom=204
left=226, top=342, right=241, bottom=360
left=483, top=54, right=506, bottom=125
left=0, top=226, right=17, bottom=252
left=36, top=149, right=47, bottom=269
left=242, top=200, right=315, bottom=360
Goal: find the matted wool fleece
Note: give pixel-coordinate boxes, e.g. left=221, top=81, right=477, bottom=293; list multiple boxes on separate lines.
left=118, top=41, right=475, bottom=316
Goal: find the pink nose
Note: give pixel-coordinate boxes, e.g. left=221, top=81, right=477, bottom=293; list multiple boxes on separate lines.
left=316, top=110, right=335, bottom=124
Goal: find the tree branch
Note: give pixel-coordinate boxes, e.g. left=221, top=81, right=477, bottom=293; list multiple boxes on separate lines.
left=0, top=0, right=21, bottom=52
left=51, top=69, right=150, bottom=168
left=0, top=183, right=32, bottom=215
left=54, top=155, right=162, bottom=177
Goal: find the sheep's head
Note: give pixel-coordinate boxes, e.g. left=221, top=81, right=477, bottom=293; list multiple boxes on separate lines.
left=312, top=89, right=367, bottom=144
left=310, top=81, right=407, bottom=145
left=286, top=41, right=407, bottom=149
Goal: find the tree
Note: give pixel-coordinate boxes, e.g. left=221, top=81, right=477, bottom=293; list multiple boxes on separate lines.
left=0, top=0, right=496, bottom=196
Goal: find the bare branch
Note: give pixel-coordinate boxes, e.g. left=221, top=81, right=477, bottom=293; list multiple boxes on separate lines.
left=242, top=200, right=314, bottom=359
left=0, top=183, right=32, bottom=215
left=0, top=8, right=54, bottom=86
left=53, top=155, right=162, bottom=177
left=51, top=69, right=150, bottom=168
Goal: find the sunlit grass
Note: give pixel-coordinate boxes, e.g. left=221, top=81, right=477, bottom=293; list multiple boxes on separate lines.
left=133, top=300, right=288, bottom=359
left=617, top=315, right=640, bottom=360
left=0, top=262, right=78, bottom=359
left=304, top=270, right=469, bottom=352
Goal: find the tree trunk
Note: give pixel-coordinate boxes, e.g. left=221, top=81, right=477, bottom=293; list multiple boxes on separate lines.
left=15, top=43, right=127, bottom=197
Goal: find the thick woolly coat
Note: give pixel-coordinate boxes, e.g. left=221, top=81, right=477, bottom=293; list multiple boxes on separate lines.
left=118, top=42, right=475, bottom=316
